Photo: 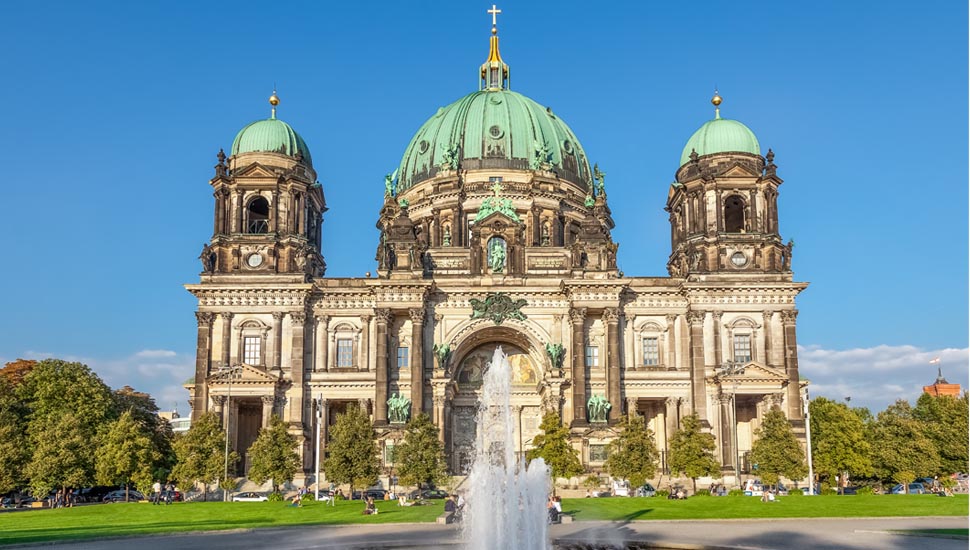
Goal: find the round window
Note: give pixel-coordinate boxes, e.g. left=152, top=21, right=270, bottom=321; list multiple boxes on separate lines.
left=730, top=252, right=747, bottom=267
left=563, top=140, right=573, bottom=154
left=418, top=140, right=429, bottom=154
left=489, top=125, right=503, bottom=139
left=247, top=253, right=264, bottom=268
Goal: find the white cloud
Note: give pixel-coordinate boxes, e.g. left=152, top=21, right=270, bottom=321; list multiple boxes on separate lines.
left=799, top=344, right=968, bottom=412
left=133, top=349, right=178, bottom=359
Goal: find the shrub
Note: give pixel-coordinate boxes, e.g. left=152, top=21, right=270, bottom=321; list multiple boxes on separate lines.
left=727, top=489, right=745, bottom=497
left=583, top=475, right=601, bottom=489
left=786, top=488, right=803, bottom=496
left=855, top=486, right=874, bottom=496
left=267, top=492, right=284, bottom=502
left=655, top=489, right=670, bottom=498
left=301, top=492, right=316, bottom=502
left=823, top=488, right=839, bottom=495
left=693, top=489, right=710, bottom=497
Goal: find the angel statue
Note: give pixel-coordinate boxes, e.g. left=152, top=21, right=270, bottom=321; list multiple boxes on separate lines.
left=593, top=163, right=606, bottom=196
left=384, top=169, right=398, bottom=197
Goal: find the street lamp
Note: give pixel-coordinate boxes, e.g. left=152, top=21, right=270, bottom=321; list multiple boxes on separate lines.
left=803, top=386, right=815, bottom=496
left=314, top=393, right=323, bottom=501
left=717, top=361, right=745, bottom=486
left=215, top=364, right=243, bottom=500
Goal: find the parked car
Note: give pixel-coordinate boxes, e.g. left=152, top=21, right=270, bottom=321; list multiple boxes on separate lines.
left=77, top=486, right=114, bottom=503
left=890, top=483, right=926, bottom=495
left=103, top=490, right=145, bottom=503
left=232, top=492, right=268, bottom=502
left=743, top=479, right=764, bottom=496
left=407, top=488, right=448, bottom=500
left=635, top=483, right=656, bottom=497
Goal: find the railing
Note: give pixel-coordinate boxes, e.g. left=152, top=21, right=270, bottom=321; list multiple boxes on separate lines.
left=247, top=219, right=269, bottom=234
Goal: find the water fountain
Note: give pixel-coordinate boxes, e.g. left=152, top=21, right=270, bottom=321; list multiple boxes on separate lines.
left=464, top=346, right=550, bottom=550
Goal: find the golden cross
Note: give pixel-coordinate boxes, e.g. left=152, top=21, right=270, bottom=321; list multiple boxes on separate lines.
left=488, top=4, right=502, bottom=27
left=491, top=181, right=503, bottom=198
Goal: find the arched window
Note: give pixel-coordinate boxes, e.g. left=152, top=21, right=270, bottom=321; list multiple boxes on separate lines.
left=724, top=195, right=745, bottom=233
left=247, top=197, right=270, bottom=234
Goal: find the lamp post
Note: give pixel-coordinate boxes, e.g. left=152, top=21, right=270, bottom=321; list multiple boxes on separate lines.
left=215, top=365, right=243, bottom=501
left=803, top=386, right=815, bottom=496
left=314, top=393, right=322, bottom=501
left=718, top=361, right=745, bottom=486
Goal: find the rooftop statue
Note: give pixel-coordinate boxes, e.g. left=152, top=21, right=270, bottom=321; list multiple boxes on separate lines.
left=384, top=168, right=398, bottom=197
left=387, top=393, right=412, bottom=424
left=587, top=394, right=611, bottom=423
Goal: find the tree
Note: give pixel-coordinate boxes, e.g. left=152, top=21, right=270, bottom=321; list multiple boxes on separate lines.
left=247, top=415, right=301, bottom=493
left=96, top=410, right=158, bottom=501
left=526, top=412, right=583, bottom=488
left=171, top=413, right=237, bottom=501
left=809, top=397, right=872, bottom=493
left=667, top=413, right=720, bottom=493
left=750, top=407, right=807, bottom=487
left=913, top=393, right=969, bottom=475
left=0, top=359, right=37, bottom=387
left=0, top=377, right=27, bottom=493
left=605, top=415, right=659, bottom=488
left=870, top=400, right=938, bottom=484
left=324, top=404, right=379, bottom=494
left=113, top=386, right=175, bottom=480
left=396, top=413, right=448, bottom=490
left=19, top=360, right=116, bottom=495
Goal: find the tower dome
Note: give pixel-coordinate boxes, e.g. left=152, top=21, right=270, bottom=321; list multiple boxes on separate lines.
left=230, top=93, right=312, bottom=164
left=396, top=90, right=591, bottom=192
left=679, top=93, right=760, bottom=166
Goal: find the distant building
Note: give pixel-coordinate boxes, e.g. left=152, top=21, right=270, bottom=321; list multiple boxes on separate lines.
left=923, top=368, right=961, bottom=397
left=159, top=410, right=191, bottom=434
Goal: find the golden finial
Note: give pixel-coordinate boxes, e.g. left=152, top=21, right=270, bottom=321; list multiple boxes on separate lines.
left=269, top=90, right=280, bottom=118
left=712, top=88, right=722, bottom=119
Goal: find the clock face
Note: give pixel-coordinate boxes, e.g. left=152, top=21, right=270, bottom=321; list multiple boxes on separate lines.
left=247, top=253, right=263, bottom=268
left=731, top=252, right=747, bottom=267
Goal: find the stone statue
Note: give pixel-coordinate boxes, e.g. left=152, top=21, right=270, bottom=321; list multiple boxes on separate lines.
left=442, top=226, right=452, bottom=246
left=587, top=394, right=611, bottom=423
left=545, top=343, right=565, bottom=375
left=593, top=163, right=606, bottom=196
left=488, top=238, right=506, bottom=273
left=384, top=169, right=398, bottom=197
left=540, top=224, right=550, bottom=246
left=783, top=239, right=794, bottom=271
left=398, top=198, right=409, bottom=209
left=433, top=343, right=452, bottom=373
left=387, top=393, right=411, bottom=424
left=441, top=143, right=460, bottom=170
left=584, top=194, right=595, bottom=208
left=531, top=140, right=551, bottom=170
left=199, top=243, right=215, bottom=273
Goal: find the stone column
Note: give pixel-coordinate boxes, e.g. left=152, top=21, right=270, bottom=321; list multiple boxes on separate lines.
left=288, top=311, right=307, bottom=424
left=665, top=314, right=677, bottom=370
left=212, top=395, right=227, bottom=427
left=261, top=395, right=275, bottom=428
left=604, top=308, right=621, bottom=422
left=271, top=312, right=284, bottom=371
left=213, top=192, right=223, bottom=235
left=687, top=311, right=709, bottom=425
left=626, top=397, right=639, bottom=419
left=570, top=308, right=587, bottom=424
left=531, top=205, right=541, bottom=246
left=718, top=392, right=735, bottom=469
left=314, top=314, right=329, bottom=372
left=762, top=310, right=774, bottom=368
left=781, top=310, right=803, bottom=419
left=664, top=397, right=680, bottom=447
left=431, top=209, right=441, bottom=247
left=219, top=312, right=233, bottom=368
left=192, top=312, right=215, bottom=420
left=359, top=315, right=371, bottom=372
left=433, top=395, right=446, bottom=443
left=271, top=189, right=280, bottom=233
left=712, top=311, right=723, bottom=367
left=374, top=309, right=391, bottom=424
left=409, top=308, right=426, bottom=417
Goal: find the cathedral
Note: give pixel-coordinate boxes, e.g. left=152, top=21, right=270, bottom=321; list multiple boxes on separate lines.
left=186, top=10, right=808, bottom=485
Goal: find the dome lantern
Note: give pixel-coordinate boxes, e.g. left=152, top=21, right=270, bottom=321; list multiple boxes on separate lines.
left=230, top=91, right=312, bottom=164
left=679, top=92, right=760, bottom=166
left=480, top=4, right=509, bottom=91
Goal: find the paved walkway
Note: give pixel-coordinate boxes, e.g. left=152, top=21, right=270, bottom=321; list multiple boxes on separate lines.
left=23, top=517, right=969, bottom=549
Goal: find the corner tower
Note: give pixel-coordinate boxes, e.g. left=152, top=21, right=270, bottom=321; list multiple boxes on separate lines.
left=665, top=92, right=790, bottom=277
left=201, top=92, right=326, bottom=279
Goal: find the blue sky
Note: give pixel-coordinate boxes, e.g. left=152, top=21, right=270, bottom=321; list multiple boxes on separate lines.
left=1, top=1, right=966, bottom=412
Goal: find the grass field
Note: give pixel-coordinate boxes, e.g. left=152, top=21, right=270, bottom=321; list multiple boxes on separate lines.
left=0, top=494, right=966, bottom=546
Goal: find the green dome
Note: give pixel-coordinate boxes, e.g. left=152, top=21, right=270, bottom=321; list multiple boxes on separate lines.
left=231, top=118, right=312, bottom=164
left=397, top=90, right=591, bottom=192
left=680, top=117, right=760, bottom=166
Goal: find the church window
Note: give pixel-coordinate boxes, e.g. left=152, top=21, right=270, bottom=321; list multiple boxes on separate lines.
left=243, top=336, right=261, bottom=365
left=397, top=347, right=409, bottom=369
left=642, top=337, right=659, bottom=366
left=589, top=444, right=609, bottom=462
left=337, top=339, right=354, bottom=368
left=585, top=346, right=599, bottom=368
left=724, top=195, right=745, bottom=233
left=384, top=443, right=397, bottom=466
left=733, top=334, right=752, bottom=363
left=488, top=176, right=503, bottom=183
left=247, top=197, right=270, bottom=234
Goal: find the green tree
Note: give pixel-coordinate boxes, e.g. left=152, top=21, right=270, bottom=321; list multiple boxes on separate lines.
left=96, top=410, right=158, bottom=501
left=396, top=413, right=447, bottom=490
left=809, top=397, right=872, bottom=494
left=750, top=407, right=807, bottom=487
left=667, top=413, right=720, bottom=493
left=19, top=360, right=116, bottom=495
left=171, top=413, right=237, bottom=501
left=0, top=377, right=27, bottom=493
left=870, top=400, right=938, bottom=484
left=605, top=415, right=659, bottom=488
left=324, top=404, right=379, bottom=494
left=913, top=393, right=969, bottom=475
left=113, top=386, right=176, bottom=480
left=527, top=412, right=583, bottom=488
left=247, top=415, right=301, bottom=493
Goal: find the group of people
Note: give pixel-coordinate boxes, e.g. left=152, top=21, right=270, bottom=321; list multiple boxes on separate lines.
left=667, top=487, right=688, bottom=500
left=50, top=488, right=77, bottom=508
left=546, top=495, right=563, bottom=523
left=442, top=493, right=465, bottom=523
left=150, top=481, right=176, bottom=505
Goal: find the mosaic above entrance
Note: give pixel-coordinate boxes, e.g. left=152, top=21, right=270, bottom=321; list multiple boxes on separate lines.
left=456, top=344, right=538, bottom=388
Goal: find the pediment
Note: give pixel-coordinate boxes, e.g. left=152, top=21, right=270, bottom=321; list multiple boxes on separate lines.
left=717, top=362, right=788, bottom=383
left=717, top=162, right=760, bottom=178
left=234, top=162, right=278, bottom=178
left=474, top=209, right=519, bottom=228
left=207, top=363, right=280, bottom=385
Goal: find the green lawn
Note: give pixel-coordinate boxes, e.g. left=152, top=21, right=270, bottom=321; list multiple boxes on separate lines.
left=1, top=495, right=966, bottom=546
left=562, top=494, right=969, bottom=521
left=0, top=499, right=444, bottom=546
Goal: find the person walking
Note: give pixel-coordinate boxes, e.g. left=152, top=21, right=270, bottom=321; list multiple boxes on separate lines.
left=152, top=481, right=162, bottom=505
left=164, top=481, right=174, bottom=505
